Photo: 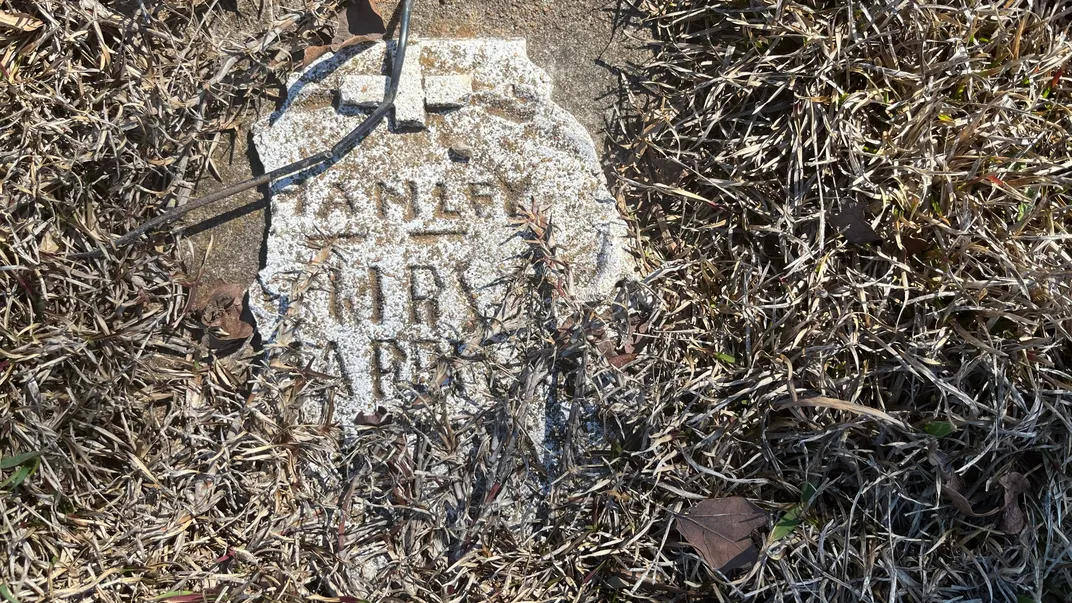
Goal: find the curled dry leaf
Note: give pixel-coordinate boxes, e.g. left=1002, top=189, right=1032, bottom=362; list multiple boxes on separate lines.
left=200, top=284, right=254, bottom=347
left=930, top=451, right=997, bottom=518
left=354, top=406, right=391, bottom=427
left=999, top=472, right=1030, bottom=534
left=303, top=0, right=386, bottom=67
left=900, top=233, right=932, bottom=256
left=39, top=232, right=59, bottom=254
left=676, top=497, right=767, bottom=572
left=608, top=353, right=638, bottom=368
left=595, top=311, right=651, bottom=368
left=335, top=0, right=386, bottom=39
left=934, top=454, right=1012, bottom=520
left=941, top=480, right=1000, bottom=518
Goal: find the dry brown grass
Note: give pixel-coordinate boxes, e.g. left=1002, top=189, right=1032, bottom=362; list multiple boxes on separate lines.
left=3, top=0, right=1072, bottom=601
left=0, top=1, right=349, bottom=600
left=605, top=0, right=1072, bottom=600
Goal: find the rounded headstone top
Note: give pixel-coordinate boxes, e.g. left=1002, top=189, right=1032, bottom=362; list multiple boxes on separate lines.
left=253, top=38, right=634, bottom=422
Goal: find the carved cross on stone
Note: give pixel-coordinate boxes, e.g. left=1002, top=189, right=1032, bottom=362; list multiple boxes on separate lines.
left=339, top=41, right=473, bottom=129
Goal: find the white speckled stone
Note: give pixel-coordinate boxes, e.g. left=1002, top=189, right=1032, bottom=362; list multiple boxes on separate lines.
left=339, top=75, right=387, bottom=108
left=252, top=38, right=633, bottom=429
left=424, top=74, right=472, bottom=109
left=393, top=40, right=426, bottom=128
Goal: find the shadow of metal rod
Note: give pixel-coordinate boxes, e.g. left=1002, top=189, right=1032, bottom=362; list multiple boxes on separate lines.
left=73, top=0, right=417, bottom=261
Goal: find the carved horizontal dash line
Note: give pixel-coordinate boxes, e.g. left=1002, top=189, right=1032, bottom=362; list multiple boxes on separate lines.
left=409, top=229, right=470, bottom=240
left=305, top=232, right=369, bottom=242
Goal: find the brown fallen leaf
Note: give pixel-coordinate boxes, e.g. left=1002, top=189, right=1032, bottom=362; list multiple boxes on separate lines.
left=676, top=497, right=766, bottom=572
left=304, top=33, right=383, bottom=67
left=200, top=284, right=254, bottom=349
left=999, top=472, right=1030, bottom=534
left=0, top=11, right=44, bottom=32
left=622, top=314, right=651, bottom=355
left=900, top=233, right=931, bottom=256
left=932, top=454, right=1001, bottom=518
left=831, top=202, right=882, bottom=246
left=592, top=329, right=616, bottom=357
left=303, top=0, right=386, bottom=67
left=335, top=0, right=386, bottom=39
left=941, top=480, right=1000, bottom=518
left=354, top=406, right=391, bottom=427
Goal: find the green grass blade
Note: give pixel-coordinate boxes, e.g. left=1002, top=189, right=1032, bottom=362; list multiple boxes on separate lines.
left=0, top=461, right=38, bottom=491
left=0, top=584, right=21, bottom=603
left=922, top=421, right=956, bottom=437
left=0, top=452, right=40, bottom=470
left=770, top=505, right=803, bottom=542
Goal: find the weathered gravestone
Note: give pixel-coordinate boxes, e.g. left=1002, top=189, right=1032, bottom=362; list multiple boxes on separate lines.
left=252, top=39, right=632, bottom=427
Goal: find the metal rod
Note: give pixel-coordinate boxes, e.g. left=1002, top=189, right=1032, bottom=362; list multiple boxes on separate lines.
left=73, top=0, right=416, bottom=260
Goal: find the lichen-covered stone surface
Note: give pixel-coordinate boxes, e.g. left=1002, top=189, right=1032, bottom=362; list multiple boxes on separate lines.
left=252, top=39, right=632, bottom=427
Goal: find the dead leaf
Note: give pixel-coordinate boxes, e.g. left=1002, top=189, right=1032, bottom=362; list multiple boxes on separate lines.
left=1001, top=498, right=1026, bottom=534
left=594, top=316, right=648, bottom=368
left=335, top=0, right=385, bottom=41
left=999, top=472, right=1030, bottom=534
left=676, top=497, right=766, bottom=572
left=831, top=202, right=882, bottom=246
left=900, top=233, right=931, bottom=256
left=303, top=0, right=385, bottom=67
left=354, top=406, right=391, bottom=427
left=622, top=314, right=651, bottom=355
left=941, top=483, right=999, bottom=517
left=0, top=11, right=44, bottom=32
left=941, top=473, right=974, bottom=514
left=592, top=329, right=616, bottom=357
left=39, top=232, right=58, bottom=254
left=303, top=33, right=383, bottom=67
left=1000, top=472, right=1029, bottom=497
left=200, top=284, right=254, bottom=348
left=936, top=464, right=1000, bottom=518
